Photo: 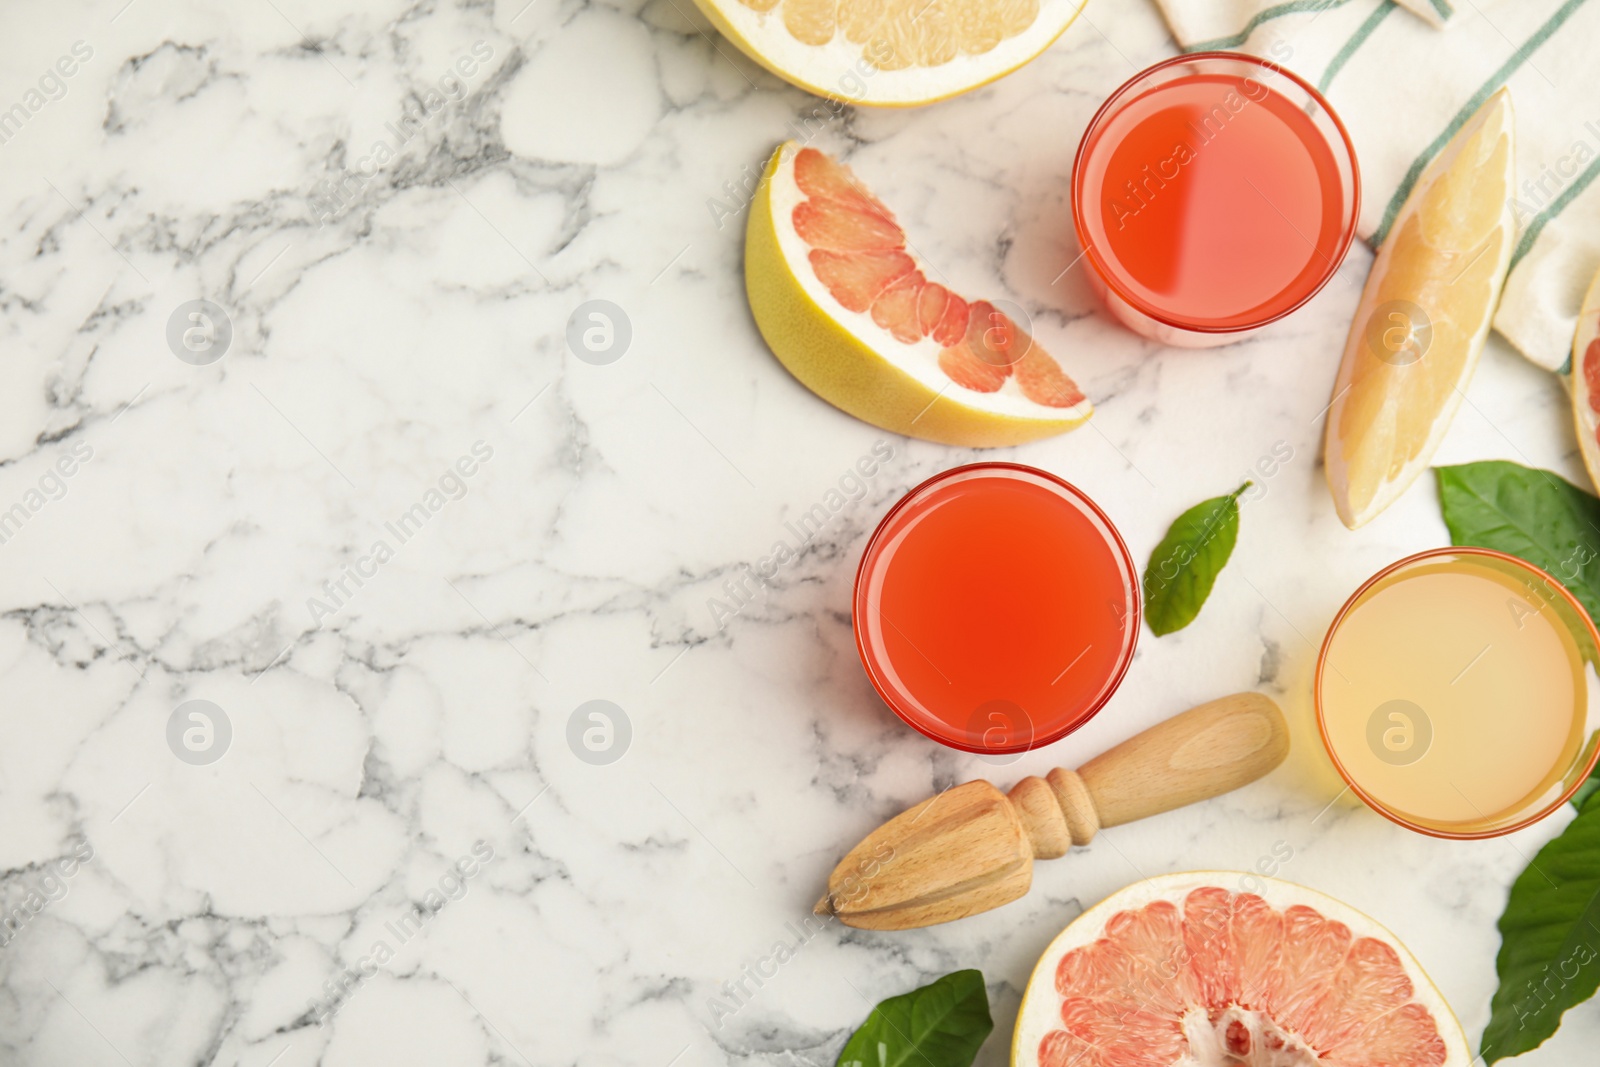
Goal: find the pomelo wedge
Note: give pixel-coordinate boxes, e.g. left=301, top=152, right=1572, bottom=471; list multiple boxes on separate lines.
left=1323, top=90, right=1515, bottom=529
left=1569, top=266, right=1600, bottom=493
left=691, top=0, right=1089, bottom=106
left=745, top=142, right=1092, bottom=447
left=1013, top=873, right=1469, bottom=1067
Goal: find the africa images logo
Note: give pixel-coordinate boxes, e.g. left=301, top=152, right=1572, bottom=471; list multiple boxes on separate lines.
left=309, top=41, right=494, bottom=225
left=306, top=441, right=493, bottom=627
left=0, top=40, right=93, bottom=148
left=705, top=440, right=895, bottom=631
left=305, top=841, right=495, bottom=1025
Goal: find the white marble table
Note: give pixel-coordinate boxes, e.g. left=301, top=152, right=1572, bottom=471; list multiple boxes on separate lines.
left=0, top=1, right=1594, bottom=1064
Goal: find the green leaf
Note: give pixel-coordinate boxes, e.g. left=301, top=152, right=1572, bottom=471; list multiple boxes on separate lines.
left=1434, top=461, right=1600, bottom=624
left=1577, top=769, right=1600, bottom=812
left=1480, top=803, right=1600, bottom=1063
left=835, top=970, right=992, bottom=1067
left=1142, top=483, right=1249, bottom=636
left=1575, top=742, right=1600, bottom=811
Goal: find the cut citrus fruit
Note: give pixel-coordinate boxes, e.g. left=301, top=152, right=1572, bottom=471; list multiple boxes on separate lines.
left=1323, top=90, right=1515, bottom=529
left=746, top=142, right=1093, bottom=447
left=1012, top=873, right=1470, bottom=1067
left=1568, top=266, right=1600, bottom=492
left=691, top=0, right=1089, bottom=106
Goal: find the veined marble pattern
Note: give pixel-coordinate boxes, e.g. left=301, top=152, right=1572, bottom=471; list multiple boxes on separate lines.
left=0, top=0, right=1593, bottom=1065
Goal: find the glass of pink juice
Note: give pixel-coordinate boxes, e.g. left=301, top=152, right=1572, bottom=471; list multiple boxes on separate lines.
left=853, top=464, right=1140, bottom=754
left=1072, top=52, right=1360, bottom=347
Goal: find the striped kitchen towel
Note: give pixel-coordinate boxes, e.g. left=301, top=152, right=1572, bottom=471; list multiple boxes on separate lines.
left=1149, top=0, right=1600, bottom=373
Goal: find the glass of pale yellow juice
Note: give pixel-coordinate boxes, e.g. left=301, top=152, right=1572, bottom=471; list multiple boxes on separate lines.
left=1317, top=548, right=1600, bottom=837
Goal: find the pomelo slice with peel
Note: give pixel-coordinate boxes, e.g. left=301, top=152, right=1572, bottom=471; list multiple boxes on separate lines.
left=1323, top=90, right=1515, bottom=529
left=1012, top=873, right=1469, bottom=1067
left=746, top=142, right=1092, bottom=447
left=1569, top=267, right=1600, bottom=493
left=690, top=0, right=1090, bottom=107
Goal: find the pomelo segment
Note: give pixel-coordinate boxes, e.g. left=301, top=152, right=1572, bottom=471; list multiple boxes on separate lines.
left=689, top=0, right=1090, bottom=107
left=1568, top=266, right=1600, bottom=493
left=745, top=143, right=1092, bottom=447
left=1322, top=91, right=1515, bottom=529
left=1013, top=873, right=1469, bottom=1067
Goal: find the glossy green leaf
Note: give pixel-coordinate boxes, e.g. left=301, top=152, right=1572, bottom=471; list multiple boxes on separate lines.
left=1142, top=483, right=1249, bottom=636
left=1434, top=461, right=1600, bottom=624
left=835, top=970, right=992, bottom=1067
left=1480, top=803, right=1600, bottom=1062
left=1575, top=753, right=1600, bottom=812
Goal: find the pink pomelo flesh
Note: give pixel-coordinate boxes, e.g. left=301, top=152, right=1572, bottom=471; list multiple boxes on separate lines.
left=790, top=147, right=1085, bottom=409
left=1019, top=882, right=1462, bottom=1067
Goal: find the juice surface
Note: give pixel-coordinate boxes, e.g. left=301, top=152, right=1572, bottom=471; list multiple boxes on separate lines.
left=1078, top=71, right=1347, bottom=330
left=1320, top=556, right=1597, bottom=835
left=855, top=466, right=1137, bottom=752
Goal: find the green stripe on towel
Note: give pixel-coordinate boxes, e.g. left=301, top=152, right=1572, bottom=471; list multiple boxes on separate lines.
left=1373, top=0, right=1595, bottom=247
left=1319, top=1, right=1397, bottom=91
left=1184, top=0, right=1358, bottom=52
left=1510, top=155, right=1600, bottom=272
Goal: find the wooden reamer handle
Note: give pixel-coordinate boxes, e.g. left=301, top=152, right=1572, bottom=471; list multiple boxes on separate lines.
left=1006, top=692, right=1290, bottom=859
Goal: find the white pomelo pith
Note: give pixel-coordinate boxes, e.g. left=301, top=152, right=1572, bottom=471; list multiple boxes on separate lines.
left=1568, top=266, right=1600, bottom=493
left=1012, top=873, right=1469, bottom=1067
left=746, top=142, right=1093, bottom=447
left=691, top=0, right=1090, bottom=107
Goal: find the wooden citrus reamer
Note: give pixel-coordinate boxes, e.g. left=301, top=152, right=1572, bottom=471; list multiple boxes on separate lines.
left=816, top=692, right=1290, bottom=929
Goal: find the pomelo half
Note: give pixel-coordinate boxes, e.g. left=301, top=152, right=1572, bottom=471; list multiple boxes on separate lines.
left=1569, top=266, right=1600, bottom=493
left=1013, top=872, right=1469, bottom=1067
left=745, top=142, right=1093, bottom=447
left=690, top=0, right=1090, bottom=107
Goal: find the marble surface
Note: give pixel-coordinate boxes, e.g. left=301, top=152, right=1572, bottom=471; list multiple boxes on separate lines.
left=0, top=0, right=1595, bottom=1065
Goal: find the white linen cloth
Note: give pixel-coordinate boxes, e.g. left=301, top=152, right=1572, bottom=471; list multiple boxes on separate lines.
left=1148, top=0, right=1600, bottom=372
